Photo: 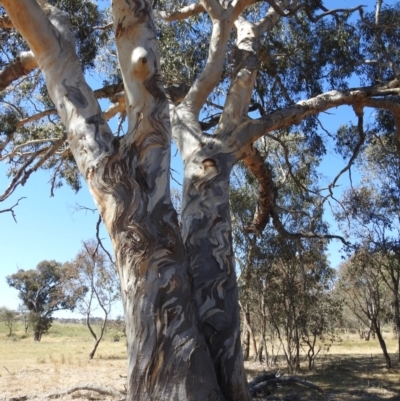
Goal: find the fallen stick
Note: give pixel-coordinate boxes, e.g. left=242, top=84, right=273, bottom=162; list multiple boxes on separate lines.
left=40, top=385, right=125, bottom=399
left=250, top=375, right=323, bottom=396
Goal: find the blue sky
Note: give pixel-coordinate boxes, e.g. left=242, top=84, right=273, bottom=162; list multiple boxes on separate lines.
left=0, top=0, right=392, bottom=315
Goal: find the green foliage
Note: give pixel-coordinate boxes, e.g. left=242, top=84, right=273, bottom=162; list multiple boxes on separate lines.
left=0, top=306, right=18, bottom=336
left=231, top=154, right=339, bottom=371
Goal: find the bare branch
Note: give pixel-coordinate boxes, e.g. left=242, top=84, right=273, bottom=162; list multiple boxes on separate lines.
left=218, top=18, right=258, bottom=130
left=321, top=108, right=366, bottom=204
left=0, top=134, right=66, bottom=202
left=96, top=214, right=116, bottom=266
left=15, top=110, right=57, bottom=128
left=2, top=137, right=62, bottom=161
left=256, top=0, right=297, bottom=35
left=201, top=0, right=224, bottom=19
left=93, top=83, right=124, bottom=100
left=270, top=205, right=350, bottom=245
left=92, top=22, right=113, bottom=31
left=375, top=0, right=383, bottom=25
left=250, top=375, right=323, bottom=397
left=235, top=78, right=400, bottom=148
left=0, top=197, right=26, bottom=223
left=181, top=4, right=233, bottom=116
left=264, top=1, right=365, bottom=23
left=42, top=384, right=125, bottom=399
left=219, top=1, right=298, bottom=130
left=154, top=3, right=205, bottom=22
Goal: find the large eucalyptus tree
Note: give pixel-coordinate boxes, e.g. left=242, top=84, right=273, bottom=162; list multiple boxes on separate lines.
left=1, top=0, right=400, bottom=400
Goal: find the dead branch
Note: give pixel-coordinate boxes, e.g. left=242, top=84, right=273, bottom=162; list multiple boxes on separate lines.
left=96, top=214, right=116, bottom=266
left=3, top=365, right=15, bottom=375
left=321, top=108, right=366, bottom=204
left=37, top=384, right=126, bottom=399
left=0, top=197, right=26, bottom=223
left=249, top=372, right=323, bottom=397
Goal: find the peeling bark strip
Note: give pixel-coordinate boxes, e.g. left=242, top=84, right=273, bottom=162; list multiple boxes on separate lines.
left=243, top=145, right=276, bottom=235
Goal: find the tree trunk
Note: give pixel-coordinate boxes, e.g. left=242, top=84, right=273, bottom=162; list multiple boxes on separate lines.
left=294, top=326, right=300, bottom=371
left=34, top=330, right=41, bottom=342
left=2, top=1, right=225, bottom=399
left=392, top=282, right=400, bottom=361
left=372, top=320, right=392, bottom=369
left=242, top=308, right=250, bottom=361
left=179, top=147, right=250, bottom=401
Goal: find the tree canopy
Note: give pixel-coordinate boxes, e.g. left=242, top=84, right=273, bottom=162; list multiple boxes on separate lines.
left=6, top=260, right=84, bottom=340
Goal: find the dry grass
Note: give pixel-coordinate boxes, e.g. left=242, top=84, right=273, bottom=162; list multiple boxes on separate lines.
left=1, top=322, right=399, bottom=401
left=0, top=322, right=127, bottom=400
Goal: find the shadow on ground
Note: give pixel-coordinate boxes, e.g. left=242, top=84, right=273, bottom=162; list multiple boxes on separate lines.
left=245, top=353, right=400, bottom=401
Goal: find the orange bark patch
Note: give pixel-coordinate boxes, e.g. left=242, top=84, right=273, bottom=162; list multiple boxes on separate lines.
left=202, top=158, right=217, bottom=171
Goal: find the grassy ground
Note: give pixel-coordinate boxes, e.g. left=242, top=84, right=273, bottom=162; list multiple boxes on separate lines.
left=0, top=322, right=399, bottom=400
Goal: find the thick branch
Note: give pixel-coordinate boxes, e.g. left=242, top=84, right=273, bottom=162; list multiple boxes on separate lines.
left=235, top=78, right=400, bottom=148
left=1, top=0, right=113, bottom=179
left=242, top=145, right=276, bottom=236
left=218, top=18, right=258, bottom=130
left=181, top=7, right=233, bottom=116
left=0, top=51, right=38, bottom=92
left=154, top=3, right=205, bottom=22
left=219, top=1, right=296, bottom=130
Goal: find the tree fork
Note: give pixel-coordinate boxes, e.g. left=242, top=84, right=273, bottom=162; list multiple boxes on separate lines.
left=2, top=0, right=224, bottom=399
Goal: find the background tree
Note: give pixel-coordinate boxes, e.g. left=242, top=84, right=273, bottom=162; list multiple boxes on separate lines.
left=1, top=0, right=400, bottom=399
left=231, top=160, right=340, bottom=372
left=18, top=303, right=30, bottom=335
left=335, top=137, right=400, bottom=360
left=337, top=250, right=393, bottom=368
left=6, top=260, right=85, bottom=341
left=0, top=306, right=17, bottom=336
left=68, top=239, right=120, bottom=359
